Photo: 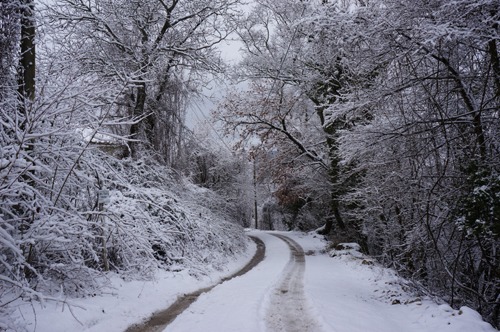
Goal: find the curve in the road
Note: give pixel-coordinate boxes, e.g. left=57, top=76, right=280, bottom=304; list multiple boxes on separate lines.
left=124, top=235, right=265, bottom=332
left=266, top=233, right=323, bottom=332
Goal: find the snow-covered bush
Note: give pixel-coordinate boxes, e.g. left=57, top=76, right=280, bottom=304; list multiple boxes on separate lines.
left=1, top=0, right=248, bottom=329
left=0, top=124, right=247, bottom=327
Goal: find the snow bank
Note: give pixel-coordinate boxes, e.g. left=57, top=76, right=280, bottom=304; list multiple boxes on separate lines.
left=7, top=239, right=255, bottom=332
left=284, top=231, right=498, bottom=332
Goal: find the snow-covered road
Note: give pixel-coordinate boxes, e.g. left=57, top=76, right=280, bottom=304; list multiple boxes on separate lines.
left=128, top=232, right=325, bottom=332
left=163, top=231, right=497, bottom=332
left=12, top=230, right=497, bottom=332
left=164, top=232, right=310, bottom=331
left=264, top=234, right=322, bottom=332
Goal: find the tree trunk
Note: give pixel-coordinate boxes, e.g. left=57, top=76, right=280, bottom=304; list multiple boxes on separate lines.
left=16, top=0, right=36, bottom=279
left=488, top=11, right=500, bottom=99
left=253, top=158, right=259, bottom=229
left=316, top=106, right=346, bottom=234
left=17, top=0, right=36, bottom=124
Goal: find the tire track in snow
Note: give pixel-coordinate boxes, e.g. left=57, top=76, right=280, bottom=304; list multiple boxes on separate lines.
left=125, top=236, right=265, bottom=332
left=266, top=234, right=323, bottom=332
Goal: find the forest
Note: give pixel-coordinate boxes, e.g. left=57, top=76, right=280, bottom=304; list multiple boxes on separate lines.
left=1, top=0, right=499, bottom=329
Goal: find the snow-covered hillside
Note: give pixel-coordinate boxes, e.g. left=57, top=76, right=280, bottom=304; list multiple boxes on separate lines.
left=1, top=156, right=248, bottom=331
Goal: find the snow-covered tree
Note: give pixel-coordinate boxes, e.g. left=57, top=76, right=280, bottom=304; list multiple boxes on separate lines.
left=220, top=0, right=499, bottom=326
left=45, top=0, right=243, bottom=160
left=1, top=2, right=249, bottom=329
left=331, top=0, right=500, bottom=325
left=218, top=0, right=379, bottom=237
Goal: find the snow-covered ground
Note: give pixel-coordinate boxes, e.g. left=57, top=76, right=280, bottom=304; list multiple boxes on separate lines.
left=9, top=231, right=497, bottom=332
left=288, top=231, right=497, bottom=332
left=7, top=240, right=257, bottom=332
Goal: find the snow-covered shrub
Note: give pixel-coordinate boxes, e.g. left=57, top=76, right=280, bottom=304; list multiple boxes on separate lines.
left=90, top=156, right=248, bottom=277
left=0, top=125, right=247, bottom=326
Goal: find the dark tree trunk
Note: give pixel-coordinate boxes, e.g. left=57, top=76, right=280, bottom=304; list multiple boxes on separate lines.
left=17, top=0, right=36, bottom=124
left=15, top=0, right=36, bottom=279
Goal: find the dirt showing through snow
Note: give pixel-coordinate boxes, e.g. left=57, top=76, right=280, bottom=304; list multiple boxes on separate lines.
left=125, top=236, right=265, bottom=332
left=265, top=234, right=323, bottom=332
